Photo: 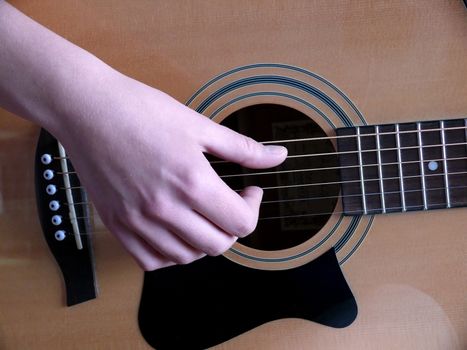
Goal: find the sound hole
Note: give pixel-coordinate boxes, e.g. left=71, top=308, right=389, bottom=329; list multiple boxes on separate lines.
left=212, top=104, right=339, bottom=251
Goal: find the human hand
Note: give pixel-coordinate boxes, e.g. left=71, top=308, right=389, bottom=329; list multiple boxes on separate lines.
left=56, top=73, right=287, bottom=270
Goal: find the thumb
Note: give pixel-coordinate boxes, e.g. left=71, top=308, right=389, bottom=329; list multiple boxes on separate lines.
left=201, top=121, right=288, bottom=169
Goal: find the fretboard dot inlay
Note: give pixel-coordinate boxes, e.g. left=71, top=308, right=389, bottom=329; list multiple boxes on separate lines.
left=428, top=161, right=438, bottom=171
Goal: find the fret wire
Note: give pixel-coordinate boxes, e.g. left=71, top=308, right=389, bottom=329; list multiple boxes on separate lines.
left=395, top=124, right=407, bottom=212
left=356, top=127, right=368, bottom=214
left=417, top=123, right=428, bottom=210
left=440, top=121, right=451, bottom=208
left=375, top=126, right=386, bottom=213
left=60, top=170, right=467, bottom=192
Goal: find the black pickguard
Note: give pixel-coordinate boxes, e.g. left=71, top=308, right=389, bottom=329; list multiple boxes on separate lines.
left=139, top=248, right=357, bottom=350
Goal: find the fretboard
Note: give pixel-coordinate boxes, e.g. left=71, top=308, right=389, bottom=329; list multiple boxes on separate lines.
left=336, top=118, right=467, bottom=215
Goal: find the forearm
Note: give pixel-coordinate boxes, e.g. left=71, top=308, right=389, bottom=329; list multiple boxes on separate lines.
left=0, top=1, right=116, bottom=137
left=0, top=1, right=287, bottom=271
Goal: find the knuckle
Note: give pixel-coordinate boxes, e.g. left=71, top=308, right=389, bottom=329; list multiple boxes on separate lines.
left=116, top=205, right=140, bottom=231
left=180, top=170, right=205, bottom=202
left=208, top=247, right=224, bottom=257
left=172, top=252, right=197, bottom=265
left=206, top=244, right=224, bottom=257
left=206, top=241, right=233, bottom=257
left=142, top=194, right=171, bottom=222
left=234, top=216, right=257, bottom=237
left=240, top=136, right=260, bottom=162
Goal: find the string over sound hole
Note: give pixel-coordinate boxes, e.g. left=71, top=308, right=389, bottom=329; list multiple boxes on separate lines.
left=211, top=104, right=339, bottom=251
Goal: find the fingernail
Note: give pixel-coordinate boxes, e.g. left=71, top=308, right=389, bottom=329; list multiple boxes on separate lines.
left=265, top=145, right=287, bottom=155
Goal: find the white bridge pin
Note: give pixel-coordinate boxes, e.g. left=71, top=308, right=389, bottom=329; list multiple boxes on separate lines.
left=49, top=200, right=60, bottom=211
left=54, top=230, right=66, bottom=241
left=41, top=154, right=52, bottom=165
left=51, top=215, right=62, bottom=226
left=46, top=184, right=57, bottom=195
left=43, top=169, right=54, bottom=180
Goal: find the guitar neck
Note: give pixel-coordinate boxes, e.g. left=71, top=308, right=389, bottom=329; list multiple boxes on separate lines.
left=336, top=118, right=467, bottom=215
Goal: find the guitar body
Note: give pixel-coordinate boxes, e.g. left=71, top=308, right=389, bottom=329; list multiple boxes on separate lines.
left=0, top=1, right=466, bottom=349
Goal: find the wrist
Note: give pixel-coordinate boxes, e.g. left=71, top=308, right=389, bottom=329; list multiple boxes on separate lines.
left=0, top=2, right=121, bottom=141
left=40, top=53, right=121, bottom=140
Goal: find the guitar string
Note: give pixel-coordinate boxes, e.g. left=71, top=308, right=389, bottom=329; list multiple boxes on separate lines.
left=62, top=197, right=467, bottom=236
left=49, top=124, right=467, bottom=234
left=53, top=140, right=467, bottom=167
left=259, top=200, right=467, bottom=221
left=212, top=141, right=467, bottom=164
left=224, top=156, right=465, bottom=179
left=56, top=142, right=467, bottom=183
left=59, top=169, right=467, bottom=192
left=263, top=125, right=467, bottom=145
left=63, top=184, right=467, bottom=208
left=58, top=172, right=467, bottom=235
left=56, top=155, right=467, bottom=179
left=236, top=170, right=467, bottom=192
left=52, top=124, right=467, bottom=164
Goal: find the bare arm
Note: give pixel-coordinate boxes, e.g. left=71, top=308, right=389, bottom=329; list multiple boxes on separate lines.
left=0, top=1, right=287, bottom=270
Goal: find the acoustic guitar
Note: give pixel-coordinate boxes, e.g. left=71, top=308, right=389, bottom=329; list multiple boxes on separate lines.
left=0, top=1, right=466, bottom=349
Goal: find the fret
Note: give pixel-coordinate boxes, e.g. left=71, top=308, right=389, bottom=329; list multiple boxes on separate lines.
left=360, top=126, right=381, bottom=214
left=335, top=127, right=363, bottom=214
left=395, top=124, right=407, bottom=212
left=440, top=121, right=451, bottom=208
left=375, top=126, right=386, bottom=213
left=444, top=119, right=467, bottom=207
left=377, top=124, right=401, bottom=213
left=419, top=121, right=446, bottom=210
left=356, top=127, right=368, bottom=214
left=398, top=123, right=424, bottom=211
left=337, top=118, right=466, bottom=216
left=416, top=122, right=428, bottom=210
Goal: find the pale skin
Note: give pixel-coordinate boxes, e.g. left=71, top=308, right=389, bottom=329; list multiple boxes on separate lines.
left=0, top=2, right=287, bottom=270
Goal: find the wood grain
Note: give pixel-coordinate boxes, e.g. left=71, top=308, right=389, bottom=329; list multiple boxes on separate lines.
left=1, top=1, right=466, bottom=349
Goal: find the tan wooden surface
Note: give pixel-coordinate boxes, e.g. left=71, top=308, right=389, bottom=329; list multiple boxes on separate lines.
left=0, top=1, right=466, bottom=349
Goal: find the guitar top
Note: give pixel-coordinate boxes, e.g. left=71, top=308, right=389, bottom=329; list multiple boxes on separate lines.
left=1, top=1, right=466, bottom=349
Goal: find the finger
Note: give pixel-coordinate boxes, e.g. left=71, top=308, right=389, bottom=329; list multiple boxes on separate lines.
left=238, top=185, right=263, bottom=226
left=130, top=215, right=206, bottom=265
left=163, top=207, right=237, bottom=256
left=111, top=227, right=174, bottom=271
left=189, top=165, right=262, bottom=237
left=199, top=121, right=287, bottom=168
